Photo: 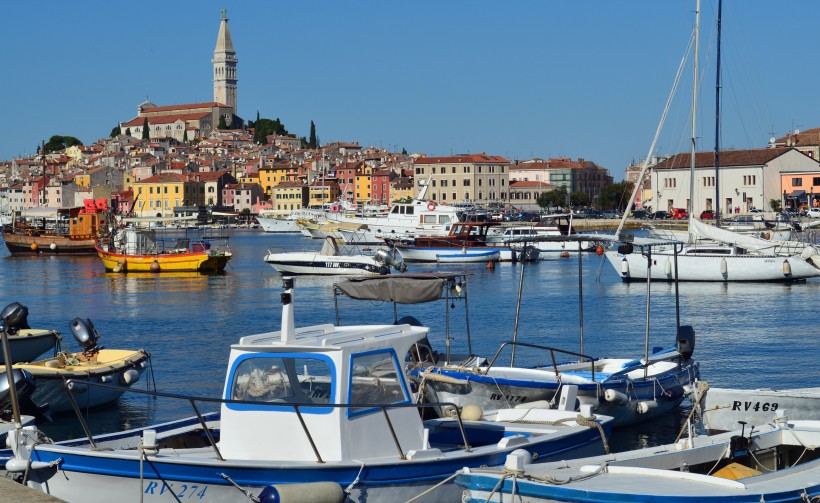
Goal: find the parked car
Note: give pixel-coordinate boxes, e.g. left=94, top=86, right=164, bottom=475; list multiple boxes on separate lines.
left=670, top=208, right=688, bottom=220
left=631, top=210, right=648, bottom=219
left=574, top=209, right=603, bottom=219
left=602, top=211, right=622, bottom=219
left=807, top=208, right=820, bottom=218
left=699, top=210, right=715, bottom=220
left=650, top=211, right=669, bottom=220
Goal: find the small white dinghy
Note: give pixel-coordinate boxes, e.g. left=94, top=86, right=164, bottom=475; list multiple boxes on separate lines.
left=457, top=414, right=820, bottom=502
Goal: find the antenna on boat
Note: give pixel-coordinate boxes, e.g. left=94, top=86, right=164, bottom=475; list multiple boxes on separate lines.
left=281, top=277, right=296, bottom=342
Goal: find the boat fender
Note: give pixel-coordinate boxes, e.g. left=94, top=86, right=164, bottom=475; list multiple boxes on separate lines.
left=620, top=258, right=629, bottom=277
left=258, top=482, right=345, bottom=503
left=460, top=404, right=483, bottom=421
left=113, top=258, right=126, bottom=273
left=663, top=258, right=672, bottom=276
left=50, top=243, right=57, bottom=250
left=720, top=257, right=728, bottom=276
left=783, top=259, right=792, bottom=277
left=5, top=458, right=55, bottom=472
left=150, top=260, right=161, bottom=272
left=427, top=201, right=437, bottom=211
left=800, top=245, right=818, bottom=260
left=636, top=400, right=659, bottom=414
left=603, top=389, right=629, bottom=405
left=661, top=384, right=685, bottom=401
left=121, top=369, right=141, bottom=385
left=30, top=243, right=38, bottom=252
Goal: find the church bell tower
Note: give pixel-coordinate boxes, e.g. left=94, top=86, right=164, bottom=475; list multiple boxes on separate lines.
left=213, top=9, right=238, bottom=116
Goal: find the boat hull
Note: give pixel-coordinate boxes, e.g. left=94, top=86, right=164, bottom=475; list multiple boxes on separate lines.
left=11, top=410, right=612, bottom=503
left=606, top=249, right=820, bottom=281
left=2, top=329, right=58, bottom=364
left=14, top=349, right=150, bottom=412
left=255, top=216, right=300, bottom=233
left=397, top=246, right=519, bottom=262
left=97, top=248, right=232, bottom=273
left=2, top=232, right=96, bottom=255
left=263, top=252, right=389, bottom=275
left=413, top=359, right=699, bottom=427
left=701, top=386, right=820, bottom=432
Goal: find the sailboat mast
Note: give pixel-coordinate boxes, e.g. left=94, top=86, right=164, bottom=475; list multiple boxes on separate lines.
left=688, top=0, right=700, bottom=224
left=714, top=0, right=723, bottom=226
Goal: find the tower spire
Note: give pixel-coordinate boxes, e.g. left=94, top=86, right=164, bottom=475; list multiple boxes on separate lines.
left=213, top=9, right=238, bottom=116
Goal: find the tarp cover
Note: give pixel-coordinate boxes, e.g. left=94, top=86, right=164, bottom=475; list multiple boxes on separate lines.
left=335, top=273, right=455, bottom=304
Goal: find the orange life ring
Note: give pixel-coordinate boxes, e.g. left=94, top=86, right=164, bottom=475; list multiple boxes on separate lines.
left=427, top=201, right=437, bottom=211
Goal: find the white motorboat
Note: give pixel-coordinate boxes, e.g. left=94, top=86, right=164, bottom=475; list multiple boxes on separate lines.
left=13, top=317, right=152, bottom=413
left=485, top=215, right=599, bottom=253
left=255, top=209, right=321, bottom=233
left=700, top=385, right=820, bottom=433
left=6, top=278, right=615, bottom=503
left=0, top=302, right=58, bottom=365
left=456, top=416, right=820, bottom=502
left=328, top=198, right=461, bottom=244
left=264, top=236, right=406, bottom=275
left=436, top=249, right=501, bottom=263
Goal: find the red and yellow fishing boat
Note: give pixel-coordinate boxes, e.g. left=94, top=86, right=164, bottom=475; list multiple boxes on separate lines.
left=95, top=224, right=232, bottom=273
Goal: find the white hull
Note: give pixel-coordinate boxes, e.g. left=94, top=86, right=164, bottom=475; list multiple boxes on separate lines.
left=263, top=251, right=389, bottom=275
left=701, top=386, right=820, bottom=432
left=436, top=250, right=500, bottom=263
left=255, top=216, right=300, bottom=233
left=605, top=249, right=820, bottom=281
left=397, top=246, right=516, bottom=262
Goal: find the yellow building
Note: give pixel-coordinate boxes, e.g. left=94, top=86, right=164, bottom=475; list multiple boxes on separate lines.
left=354, top=173, right=372, bottom=203
left=131, top=173, right=202, bottom=217
left=271, top=181, right=307, bottom=211
left=308, top=181, right=340, bottom=208
left=259, top=163, right=296, bottom=199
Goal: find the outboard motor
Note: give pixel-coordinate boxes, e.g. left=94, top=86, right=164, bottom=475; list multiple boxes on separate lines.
left=374, top=248, right=407, bottom=273
left=70, top=317, right=101, bottom=355
left=0, top=368, right=48, bottom=421
left=677, top=325, right=695, bottom=360
left=0, top=302, right=30, bottom=332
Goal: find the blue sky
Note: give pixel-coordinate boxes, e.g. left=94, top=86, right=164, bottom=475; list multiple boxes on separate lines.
left=3, top=1, right=819, bottom=180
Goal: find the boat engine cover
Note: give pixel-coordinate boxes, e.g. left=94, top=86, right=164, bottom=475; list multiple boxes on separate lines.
left=0, top=369, right=36, bottom=420
left=677, top=325, right=695, bottom=359
left=0, top=302, right=30, bottom=331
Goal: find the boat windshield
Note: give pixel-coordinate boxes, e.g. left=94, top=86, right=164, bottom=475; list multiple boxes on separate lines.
left=348, top=350, right=410, bottom=417
left=230, top=356, right=333, bottom=405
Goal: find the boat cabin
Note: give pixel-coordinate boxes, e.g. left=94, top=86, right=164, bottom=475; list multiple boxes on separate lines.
left=219, top=280, right=430, bottom=462
left=410, top=221, right=499, bottom=248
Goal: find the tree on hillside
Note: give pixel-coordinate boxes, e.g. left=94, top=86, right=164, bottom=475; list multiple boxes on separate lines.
left=308, top=120, right=318, bottom=149
left=43, top=135, right=83, bottom=154
left=769, top=198, right=783, bottom=213
left=218, top=114, right=228, bottom=130
left=183, top=129, right=188, bottom=143
left=597, top=181, right=634, bottom=211
left=142, top=118, right=150, bottom=140
left=252, top=117, right=290, bottom=144
left=125, top=128, right=131, bottom=136
left=110, top=125, right=121, bottom=138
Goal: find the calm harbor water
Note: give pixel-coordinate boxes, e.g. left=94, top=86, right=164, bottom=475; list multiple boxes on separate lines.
left=1, top=229, right=819, bottom=451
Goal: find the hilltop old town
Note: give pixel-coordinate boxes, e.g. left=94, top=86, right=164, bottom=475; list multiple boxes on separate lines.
left=2, top=11, right=820, bottom=222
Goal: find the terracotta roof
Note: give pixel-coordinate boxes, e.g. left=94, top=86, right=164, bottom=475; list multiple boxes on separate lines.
left=511, top=180, right=553, bottom=188
left=141, top=102, right=227, bottom=113
left=414, top=153, right=510, bottom=164
left=774, top=128, right=820, bottom=147
left=121, top=112, right=211, bottom=127
left=654, top=147, right=796, bottom=170
left=135, top=173, right=190, bottom=184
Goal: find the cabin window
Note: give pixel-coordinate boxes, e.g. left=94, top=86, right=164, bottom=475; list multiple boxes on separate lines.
left=225, top=354, right=335, bottom=414
left=347, top=349, right=410, bottom=418
left=422, top=215, right=436, bottom=224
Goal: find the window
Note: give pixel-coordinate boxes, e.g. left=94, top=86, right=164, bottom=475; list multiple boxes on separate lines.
left=347, top=350, right=408, bottom=417
left=793, top=178, right=803, bottom=187
left=814, top=177, right=820, bottom=186
left=227, top=355, right=334, bottom=412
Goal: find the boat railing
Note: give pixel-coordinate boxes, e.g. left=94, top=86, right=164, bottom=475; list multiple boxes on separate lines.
left=484, top=341, right=597, bottom=381
left=58, top=378, right=474, bottom=463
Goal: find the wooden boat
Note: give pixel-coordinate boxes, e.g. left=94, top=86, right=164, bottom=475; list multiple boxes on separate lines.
left=13, top=317, right=151, bottom=413
left=456, top=417, right=820, bottom=502
left=700, top=385, right=820, bottom=433
left=1, top=199, right=108, bottom=255
left=5, top=278, right=614, bottom=503
left=96, top=225, right=232, bottom=273
left=0, top=302, right=58, bottom=365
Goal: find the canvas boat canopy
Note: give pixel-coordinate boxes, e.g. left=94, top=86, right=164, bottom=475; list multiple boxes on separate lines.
left=334, top=273, right=460, bottom=304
